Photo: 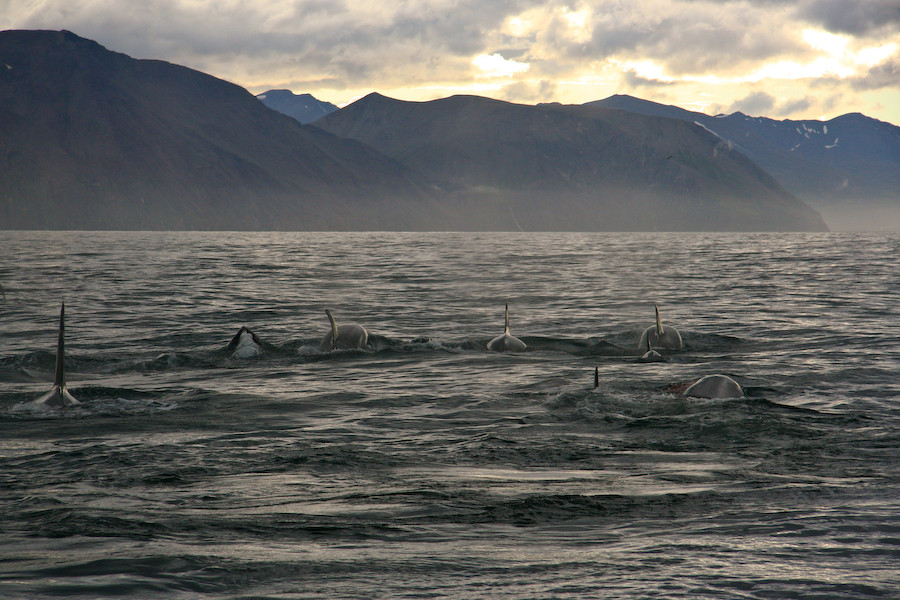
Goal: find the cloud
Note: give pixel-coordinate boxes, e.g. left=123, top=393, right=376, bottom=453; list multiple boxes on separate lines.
left=558, top=1, right=809, bottom=76
left=498, top=79, right=558, bottom=103
left=622, top=70, right=675, bottom=87
left=851, top=57, right=900, bottom=90
left=727, top=91, right=777, bottom=116
left=2, top=0, right=899, bottom=124
left=774, top=96, right=814, bottom=117
left=473, top=53, right=530, bottom=78
left=797, top=0, right=900, bottom=36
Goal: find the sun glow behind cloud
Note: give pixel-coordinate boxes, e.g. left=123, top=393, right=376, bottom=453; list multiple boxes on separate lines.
left=560, top=6, right=593, bottom=44
left=747, top=29, right=897, bottom=81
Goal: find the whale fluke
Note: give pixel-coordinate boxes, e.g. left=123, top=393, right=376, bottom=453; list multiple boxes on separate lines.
left=487, top=302, right=527, bottom=352
left=227, top=326, right=263, bottom=358
left=638, top=304, right=683, bottom=351
left=35, top=303, right=79, bottom=408
left=319, top=309, right=368, bottom=351
left=683, top=374, right=743, bottom=398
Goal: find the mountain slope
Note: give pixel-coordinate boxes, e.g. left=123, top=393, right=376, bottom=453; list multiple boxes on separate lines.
left=591, top=95, right=900, bottom=229
left=257, top=89, right=338, bottom=124
left=315, top=93, right=828, bottom=231
left=0, top=30, right=444, bottom=230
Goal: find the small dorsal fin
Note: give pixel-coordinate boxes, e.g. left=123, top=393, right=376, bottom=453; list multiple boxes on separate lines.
left=325, top=309, right=339, bottom=350
left=655, top=304, right=665, bottom=335
left=504, top=302, right=510, bottom=335
left=54, top=302, right=66, bottom=389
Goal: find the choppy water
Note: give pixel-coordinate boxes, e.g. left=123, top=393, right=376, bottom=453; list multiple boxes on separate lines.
left=1, top=231, right=898, bottom=599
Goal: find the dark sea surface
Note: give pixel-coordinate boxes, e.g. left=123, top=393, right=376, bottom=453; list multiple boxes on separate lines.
left=1, top=231, right=898, bottom=599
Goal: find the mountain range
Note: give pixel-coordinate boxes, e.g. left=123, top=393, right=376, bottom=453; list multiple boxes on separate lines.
left=0, top=29, right=852, bottom=231
left=0, top=30, right=443, bottom=230
left=314, top=93, right=826, bottom=231
left=591, top=95, right=900, bottom=230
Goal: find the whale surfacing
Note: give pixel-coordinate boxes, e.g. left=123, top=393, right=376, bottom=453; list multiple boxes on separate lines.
left=319, top=309, right=368, bottom=351
left=35, top=303, right=80, bottom=408
left=684, top=374, right=743, bottom=399
left=638, top=304, right=683, bottom=351
left=638, top=339, right=665, bottom=363
left=487, top=303, right=526, bottom=353
left=228, top=326, right=263, bottom=358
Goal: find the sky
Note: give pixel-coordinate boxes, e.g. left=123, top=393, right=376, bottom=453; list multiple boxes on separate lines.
left=4, top=0, right=900, bottom=125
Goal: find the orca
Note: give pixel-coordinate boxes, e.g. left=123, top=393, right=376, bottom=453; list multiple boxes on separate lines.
left=683, top=374, right=743, bottom=399
left=227, top=326, right=263, bottom=358
left=319, top=309, right=368, bottom=351
left=638, top=304, right=683, bottom=351
left=594, top=366, right=600, bottom=389
left=638, top=338, right=665, bottom=362
left=487, top=303, right=527, bottom=352
left=35, top=303, right=80, bottom=408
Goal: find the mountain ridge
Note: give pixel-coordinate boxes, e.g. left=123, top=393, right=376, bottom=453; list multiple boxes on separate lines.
left=1, top=30, right=831, bottom=231
left=590, top=94, right=900, bottom=229
left=314, top=92, right=828, bottom=231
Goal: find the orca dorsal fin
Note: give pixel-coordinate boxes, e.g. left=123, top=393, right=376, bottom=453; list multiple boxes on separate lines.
left=504, top=303, right=511, bottom=335
left=655, top=304, right=664, bottom=335
left=54, top=302, right=66, bottom=389
left=594, top=366, right=599, bottom=389
left=325, top=309, right=339, bottom=350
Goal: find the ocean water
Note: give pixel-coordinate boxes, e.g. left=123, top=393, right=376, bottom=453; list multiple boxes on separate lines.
left=1, top=230, right=898, bottom=599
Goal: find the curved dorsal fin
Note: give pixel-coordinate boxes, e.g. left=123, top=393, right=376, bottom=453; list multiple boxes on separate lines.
left=655, top=304, right=665, bottom=335
left=325, top=309, right=339, bottom=350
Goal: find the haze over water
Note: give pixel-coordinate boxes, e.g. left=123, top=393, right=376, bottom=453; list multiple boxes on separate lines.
left=1, top=231, right=898, bottom=598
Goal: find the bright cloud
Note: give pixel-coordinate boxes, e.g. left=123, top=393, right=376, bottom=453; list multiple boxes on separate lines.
left=473, top=53, right=530, bottom=78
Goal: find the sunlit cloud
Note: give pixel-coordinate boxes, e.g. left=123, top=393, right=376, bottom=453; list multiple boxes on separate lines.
left=473, top=53, right=530, bottom=78
left=560, top=6, right=593, bottom=43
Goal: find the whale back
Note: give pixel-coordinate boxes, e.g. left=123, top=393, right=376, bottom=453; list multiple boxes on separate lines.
left=638, top=339, right=665, bottom=362
left=684, top=374, right=743, bottom=398
left=487, top=303, right=526, bottom=352
left=487, top=333, right=527, bottom=352
left=638, top=305, right=683, bottom=350
left=320, top=310, right=368, bottom=351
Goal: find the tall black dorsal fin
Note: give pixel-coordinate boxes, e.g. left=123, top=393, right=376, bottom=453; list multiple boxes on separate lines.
left=504, top=302, right=510, bottom=334
left=54, top=302, right=66, bottom=389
